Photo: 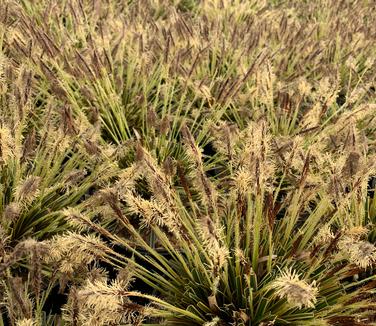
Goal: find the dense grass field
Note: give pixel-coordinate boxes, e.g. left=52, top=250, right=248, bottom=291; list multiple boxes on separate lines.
left=0, top=0, right=376, bottom=325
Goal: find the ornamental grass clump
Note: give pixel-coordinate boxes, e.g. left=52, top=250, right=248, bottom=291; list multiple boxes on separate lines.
left=0, top=51, right=116, bottom=243
left=0, top=46, right=117, bottom=325
left=61, top=122, right=375, bottom=325
left=0, top=0, right=375, bottom=325
left=2, top=0, right=376, bottom=162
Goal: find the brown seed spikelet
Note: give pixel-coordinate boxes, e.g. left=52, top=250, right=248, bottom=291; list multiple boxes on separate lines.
left=15, top=176, right=41, bottom=202
left=341, top=151, right=361, bottom=179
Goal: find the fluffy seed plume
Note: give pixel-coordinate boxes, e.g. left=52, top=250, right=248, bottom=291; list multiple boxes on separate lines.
left=0, top=126, right=13, bottom=164
left=15, top=176, right=41, bottom=202
left=46, top=233, right=109, bottom=274
left=64, top=279, right=150, bottom=326
left=313, top=224, right=335, bottom=245
left=339, top=237, right=376, bottom=269
left=3, top=202, right=21, bottom=222
left=271, top=269, right=318, bottom=309
left=16, top=319, right=35, bottom=326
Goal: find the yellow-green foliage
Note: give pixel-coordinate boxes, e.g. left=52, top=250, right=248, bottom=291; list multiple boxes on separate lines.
left=0, top=0, right=375, bottom=325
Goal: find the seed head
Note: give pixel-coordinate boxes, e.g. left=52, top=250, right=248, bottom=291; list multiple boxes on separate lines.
left=313, top=225, right=335, bottom=245
left=345, top=56, right=357, bottom=70
left=339, top=237, right=376, bottom=269
left=204, top=317, right=221, bottom=326
left=341, top=151, right=361, bottom=179
left=364, top=56, right=375, bottom=69
left=0, top=126, right=13, bottom=164
left=352, top=241, right=376, bottom=269
left=64, top=279, right=150, bottom=326
left=346, top=226, right=369, bottom=240
left=298, top=78, right=311, bottom=96
left=3, top=202, right=21, bottom=222
left=16, top=319, right=35, bottom=326
left=272, top=269, right=318, bottom=309
left=47, top=233, right=108, bottom=274
left=233, top=167, right=252, bottom=195
left=16, top=176, right=41, bottom=202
